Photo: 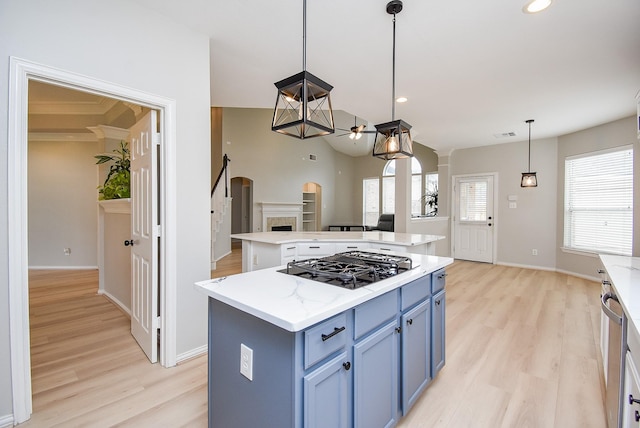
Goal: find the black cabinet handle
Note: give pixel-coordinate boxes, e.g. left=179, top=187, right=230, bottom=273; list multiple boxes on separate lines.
left=437, top=273, right=448, bottom=280
left=321, top=326, right=345, bottom=342
left=597, top=269, right=605, bottom=274
left=124, top=239, right=135, bottom=246
left=636, top=410, right=640, bottom=423
left=603, top=280, right=611, bottom=286
left=342, top=361, right=351, bottom=371
left=309, top=246, right=320, bottom=249
left=435, top=300, right=441, bottom=306
left=407, top=318, right=413, bottom=325
left=629, top=394, right=640, bottom=405
left=395, top=326, right=402, bottom=334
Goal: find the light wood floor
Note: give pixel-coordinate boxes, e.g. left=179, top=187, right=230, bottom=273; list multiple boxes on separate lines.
left=21, top=250, right=605, bottom=427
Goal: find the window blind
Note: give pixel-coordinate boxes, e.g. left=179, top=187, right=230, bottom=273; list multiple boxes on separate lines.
left=564, top=146, right=633, bottom=256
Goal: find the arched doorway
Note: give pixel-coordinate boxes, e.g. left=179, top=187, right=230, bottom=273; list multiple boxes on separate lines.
left=231, top=177, right=253, bottom=235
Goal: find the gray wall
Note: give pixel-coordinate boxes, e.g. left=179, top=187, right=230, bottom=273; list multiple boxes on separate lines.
left=1, top=0, right=211, bottom=419
left=555, top=116, right=637, bottom=277
left=28, top=140, right=98, bottom=268
left=450, top=137, right=559, bottom=269
left=222, top=108, right=358, bottom=230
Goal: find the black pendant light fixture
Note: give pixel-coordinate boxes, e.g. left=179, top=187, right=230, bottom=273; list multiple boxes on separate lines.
left=521, top=119, right=538, bottom=187
left=271, top=0, right=335, bottom=139
left=373, top=0, right=414, bottom=160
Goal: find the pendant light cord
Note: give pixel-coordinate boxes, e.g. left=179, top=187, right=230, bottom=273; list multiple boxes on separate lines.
left=528, top=121, right=531, bottom=172
left=303, top=0, right=307, bottom=71
left=391, top=12, right=396, bottom=121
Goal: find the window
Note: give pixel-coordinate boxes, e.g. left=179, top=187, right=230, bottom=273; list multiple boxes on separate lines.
left=363, top=158, right=433, bottom=226
left=564, top=146, right=633, bottom=256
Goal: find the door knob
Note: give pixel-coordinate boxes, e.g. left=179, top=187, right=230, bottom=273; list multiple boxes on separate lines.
left=124, top=239, right=135, bottom=246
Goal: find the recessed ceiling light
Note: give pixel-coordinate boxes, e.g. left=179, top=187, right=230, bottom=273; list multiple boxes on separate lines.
left=522, top=0, right=552, bottom=14
left=396, top=96, right=408, bottom=103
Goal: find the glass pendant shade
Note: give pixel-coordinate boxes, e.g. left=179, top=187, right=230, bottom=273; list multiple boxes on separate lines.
left=521, top=172, right=538, bottom=187
left=373, top=119, right=413, bottom=160
left=272, top=71, right=335, bottom=139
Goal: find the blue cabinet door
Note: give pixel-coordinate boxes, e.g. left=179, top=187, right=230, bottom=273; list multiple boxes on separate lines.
left=432, top=289, right=446, bottom=375
left=401, top=298, right=431, bottom=414
left=304, top=352, right=351, bottom=428
left=353, top=320, right=399, bottom=428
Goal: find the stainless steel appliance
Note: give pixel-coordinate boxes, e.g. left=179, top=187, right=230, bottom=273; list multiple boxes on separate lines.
left=602, top=286, right=628, bottom=428
left=279, top=251, right=414, bottom=289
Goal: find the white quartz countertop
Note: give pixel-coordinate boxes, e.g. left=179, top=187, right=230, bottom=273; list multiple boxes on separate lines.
left=600, top=255, right=640, bottom=332
left=195, top=253, right=453, bottom=332
left=230, top=231, right=445, bottom=246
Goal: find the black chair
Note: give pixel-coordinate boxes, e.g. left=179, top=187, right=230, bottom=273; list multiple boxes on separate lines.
left=368, top=214, right=394, bottom=232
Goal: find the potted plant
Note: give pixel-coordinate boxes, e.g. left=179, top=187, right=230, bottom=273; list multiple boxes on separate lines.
left=95, top=141, right=130, bottom=200
left=420, top=184, right=438, bottom=216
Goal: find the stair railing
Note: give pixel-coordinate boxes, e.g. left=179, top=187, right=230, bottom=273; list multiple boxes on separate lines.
left=211, top=154, right=230, bottom=199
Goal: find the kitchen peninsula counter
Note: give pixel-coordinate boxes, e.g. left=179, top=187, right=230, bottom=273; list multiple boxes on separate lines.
left=231, top=231, right=445, bottom=272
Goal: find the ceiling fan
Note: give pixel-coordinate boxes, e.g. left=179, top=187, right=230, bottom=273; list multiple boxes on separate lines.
left=336, top=116, right=377, bottom=140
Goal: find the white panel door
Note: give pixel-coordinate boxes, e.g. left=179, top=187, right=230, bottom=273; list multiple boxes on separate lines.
left=130, top=110, right=159, bottom=363
left=453, top=175, right=494, bottom=263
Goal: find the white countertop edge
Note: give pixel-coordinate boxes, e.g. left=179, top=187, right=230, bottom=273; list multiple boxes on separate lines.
left=230, top=231, right=445, bottom=246
left=599, top=255, right=640, bottom=345
left=196, top=255, right=453, bottom=332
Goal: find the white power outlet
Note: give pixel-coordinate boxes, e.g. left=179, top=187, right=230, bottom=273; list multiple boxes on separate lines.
left=532, top=249, right=538, bottom=256
left=240, top=343, right=253, bottom=381
left=63, top=248, right=71, bottom=256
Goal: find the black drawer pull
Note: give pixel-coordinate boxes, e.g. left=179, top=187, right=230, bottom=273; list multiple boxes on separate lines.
left=342, top=361, right=351, bottom=371
left=309, top=246, right=320, bottom=249
left=630, top=394, right=640, bottom=405
left=636, top=410, right=640, bottom=422
left=602, top=280, right=611, bottom=286
left=597, top=269, right=605, bottom=274
left=321, top=326, right=345, bottom=342
left=286, top=246, right=295, bottom=250
left=437, top=273, right=448, bottom=279
left=435, top=300, right=441, bottom=306
left=395, top=326, right=402, bottom=334
left=407, top=318, right=413, bottom=325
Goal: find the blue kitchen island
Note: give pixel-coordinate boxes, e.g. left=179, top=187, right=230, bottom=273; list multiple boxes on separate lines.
left=195, top=252, right=453, bottom=428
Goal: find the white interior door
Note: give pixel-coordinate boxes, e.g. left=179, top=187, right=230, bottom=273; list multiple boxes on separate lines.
left=129, top=110, right=159, bottom=363
left=453, top=175, right=495, bottom=263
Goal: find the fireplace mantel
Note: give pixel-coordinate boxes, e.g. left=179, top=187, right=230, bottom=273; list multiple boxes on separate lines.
left=260, top=202, right=303, bottom=232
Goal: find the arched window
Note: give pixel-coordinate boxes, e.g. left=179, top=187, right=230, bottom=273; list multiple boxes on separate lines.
left=362, top=158, right=438, bottom=226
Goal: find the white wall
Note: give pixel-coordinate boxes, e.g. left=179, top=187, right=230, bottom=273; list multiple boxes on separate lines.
left=0, top=0, right=211, bottom=419
left=222, top=108, right=357, bottom=230
left=28, top=140, right=98, bottom=268
left=450, top=137, right=559, bottom=269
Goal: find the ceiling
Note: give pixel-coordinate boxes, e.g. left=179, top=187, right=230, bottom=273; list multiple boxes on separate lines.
left=128, top=0, right=640, bottom=156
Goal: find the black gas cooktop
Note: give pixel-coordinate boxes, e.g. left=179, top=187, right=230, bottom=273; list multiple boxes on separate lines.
left=278, top=251, right=413, bottom=289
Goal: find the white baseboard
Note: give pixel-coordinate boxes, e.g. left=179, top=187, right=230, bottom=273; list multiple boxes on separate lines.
left=28, top=265, right=98, bottom=270
left=0, top=414, right=14, bottom=428
left=97, top=290, right=131, bottom=316
left=177, top=344, right=207, bottom=363
left=495, top=261, right=600, bottom=282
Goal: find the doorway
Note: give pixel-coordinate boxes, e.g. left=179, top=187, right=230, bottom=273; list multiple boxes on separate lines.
left=231, top=177, right=253, bottom=235
left=303, top=182, right=322, bottom=232
left=452, top=174, right=497, bottom=263
left=8, top=57, right=178, bottom=423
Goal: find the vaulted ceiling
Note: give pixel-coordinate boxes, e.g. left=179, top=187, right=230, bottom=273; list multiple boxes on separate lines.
left=130, top=0, right=639, bottom=155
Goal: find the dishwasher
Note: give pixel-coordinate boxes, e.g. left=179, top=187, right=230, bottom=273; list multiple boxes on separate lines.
left=602, top=285, right=628, bottom=428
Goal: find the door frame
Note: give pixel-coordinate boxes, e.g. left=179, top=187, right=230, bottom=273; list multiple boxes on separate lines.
left=8, top=57, right=178, bottom=423
left=450, top=172, right=499, bottom=263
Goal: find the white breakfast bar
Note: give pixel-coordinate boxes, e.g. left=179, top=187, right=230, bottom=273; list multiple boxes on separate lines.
left=196, top=252, right=453, bottom=428
left=231, top=231, right=445, bottom=272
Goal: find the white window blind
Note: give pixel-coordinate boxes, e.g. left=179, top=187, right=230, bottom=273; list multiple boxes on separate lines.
left=459, top=180, right=487, bottom=222
left=564, top=146, right=633, bottom=256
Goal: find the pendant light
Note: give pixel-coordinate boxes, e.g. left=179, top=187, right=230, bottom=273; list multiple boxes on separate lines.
left=373, top=0, right=414, bottom=160
left=521, top=119, right=538, bottom=187
left=271, top=0, right=335, bottom=139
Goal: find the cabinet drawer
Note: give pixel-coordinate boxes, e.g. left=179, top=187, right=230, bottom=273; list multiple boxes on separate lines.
left=370, top=243, right=406, bottom=253
left=335, top=242, right=369, bottom=253
left=297, top=243, right=335, bottom=257
left=432, top=268, right=446, bottom=294
left=281, top=245, right=297, bottom=259
left=305, top=313, right=349, bottom=369
left=354, top=290, right=398, bottom=340
left=401, top=275, right=430, bottom=311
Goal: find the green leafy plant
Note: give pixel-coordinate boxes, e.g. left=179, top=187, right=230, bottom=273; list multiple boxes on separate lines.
left=95, top=141, right=130, bottom=200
